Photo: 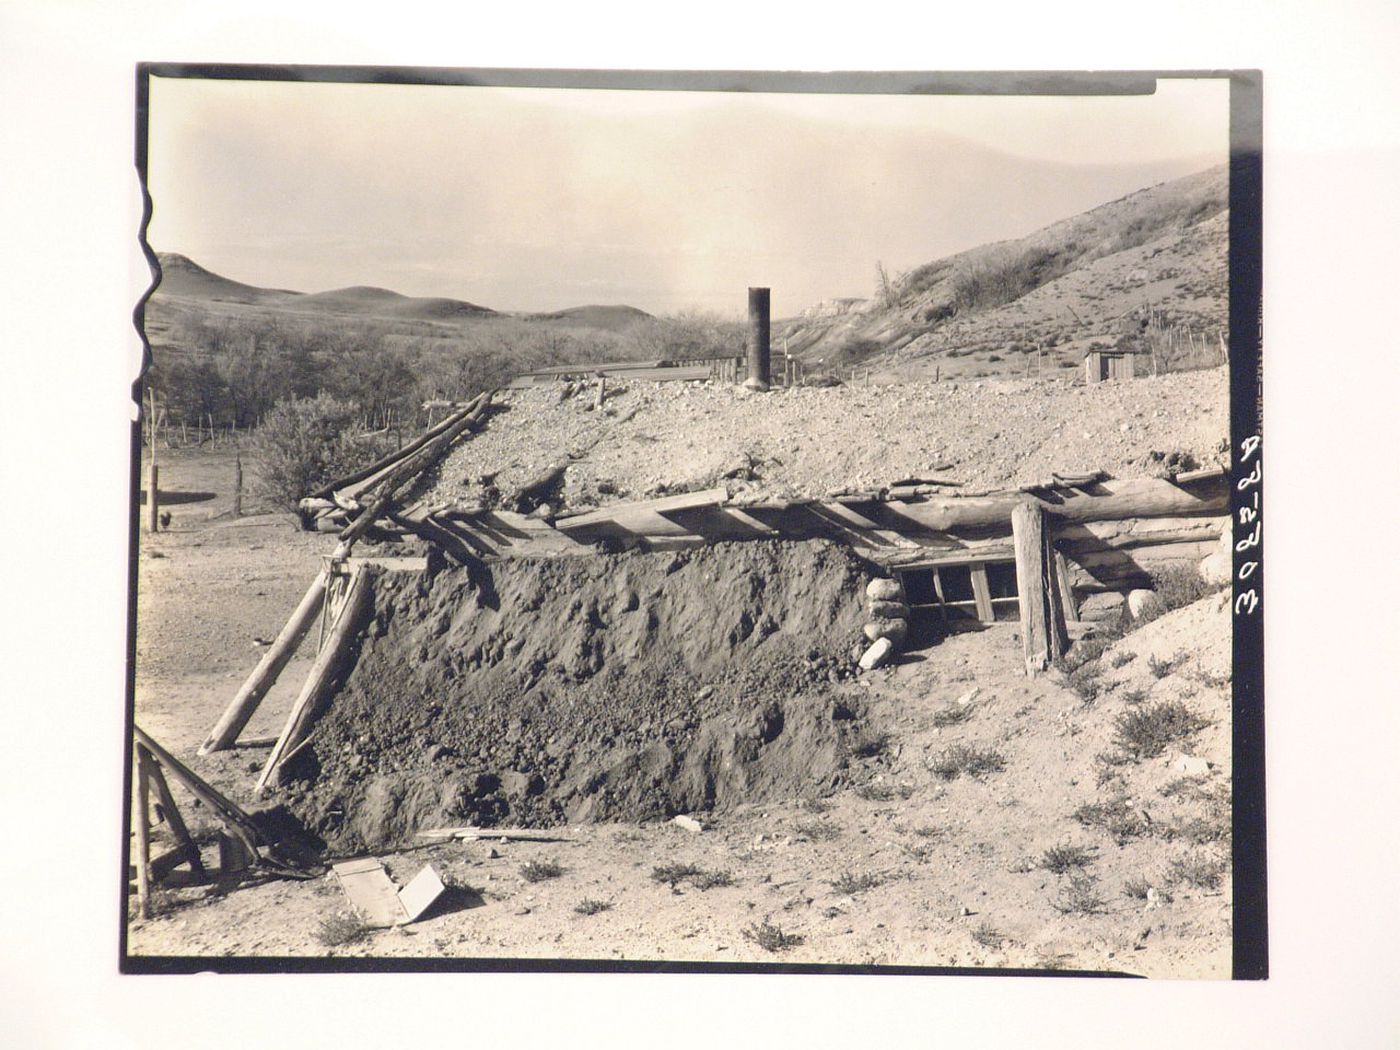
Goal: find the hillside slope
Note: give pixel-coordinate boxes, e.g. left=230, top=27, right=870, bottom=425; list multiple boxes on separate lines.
left=780, top=166, right=1228, bottom=381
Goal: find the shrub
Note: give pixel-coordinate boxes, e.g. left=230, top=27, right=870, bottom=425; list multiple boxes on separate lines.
left=796, top=819, right=842, bottom=842
left=574, top=898, right=613, bottom=915
left=652, top=864, right=732, bottom=890
left=743, top=921, right=804, bottom=952
left=830, top=871, right=883, bottom=895
left=1122, top=876, right=1152, bottom=900
left=928, top=745, right=1006, bottom=781
left=1072, top=797, right=1151, bottom=845
left=930, top=704, right=974, bottom=727
left=1147, top=654, right=1182, bottom=679
left=1137, top=565, right=1218, bottom=626
left=1040, top=843, right=1098, bottom=874
left=971, top=920, right=1004, bottom=948
left=1053, top=873, right=1109, bottom=915
left=1167, top=853, right=1227, bottom=890
left=519, top=859, right=566, bottom=883
left=316, top=911, right=371, bottom=947
left=1112, top=701, right=1211, bottom=760
left=252, top=394, right=391, bottom=509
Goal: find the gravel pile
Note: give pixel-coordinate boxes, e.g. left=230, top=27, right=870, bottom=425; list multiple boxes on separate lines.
left=422, top=367, right=1228, bottom=512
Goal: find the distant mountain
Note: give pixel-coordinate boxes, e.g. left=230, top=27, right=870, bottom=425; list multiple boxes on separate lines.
left=152, top=254, right=499, bottom=322
left=153, top=253, right=301, bottom=305
left=779, top=165, right=1229, bottom=379
left=528, top=305, right=655, bottom=333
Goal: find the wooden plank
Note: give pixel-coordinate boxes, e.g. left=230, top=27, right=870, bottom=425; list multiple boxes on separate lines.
left=555, top=488, right=729, bottom=529
left=256, top=565, right=373, bottom=794
left=344, top=556, right=428, bottom=572
left=718, top=506, right=780, bottom=536
left=970, top=564, right=995, bottom=622
left=817, top=501, right=921, bottom=548
left=200, top=569, right=329, bottom=754
left=1055, top=550, right=1080, bottom=622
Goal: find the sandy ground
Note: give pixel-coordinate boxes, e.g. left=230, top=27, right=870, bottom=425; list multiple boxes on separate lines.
left=128, top=445, right=1232, bottom=976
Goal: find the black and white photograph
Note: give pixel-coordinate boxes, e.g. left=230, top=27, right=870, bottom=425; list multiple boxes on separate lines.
left=123, top=67, right=1263, bottom=978
left=8, top=1, right=1400, bottom=1046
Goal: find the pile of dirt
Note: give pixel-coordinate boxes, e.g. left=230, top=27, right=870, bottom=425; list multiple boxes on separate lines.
left=277, top=540, right=878, bottom=854
left=421, top=367, right=1228, bottom=512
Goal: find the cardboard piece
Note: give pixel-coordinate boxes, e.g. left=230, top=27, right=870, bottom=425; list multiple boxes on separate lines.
left=331, top=858, right=446, bottom=927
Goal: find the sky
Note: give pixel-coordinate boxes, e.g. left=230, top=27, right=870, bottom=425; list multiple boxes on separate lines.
left=146, top=76, right=1229, bottom=317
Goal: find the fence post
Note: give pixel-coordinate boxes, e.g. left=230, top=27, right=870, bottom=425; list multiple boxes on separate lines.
left=744, top=287, right=771, bottom=391
left=233, top=450, right=243, bottom=517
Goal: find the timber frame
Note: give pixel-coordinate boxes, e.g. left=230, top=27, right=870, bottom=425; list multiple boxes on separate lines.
left=207, top=388, right=1228, bottom=782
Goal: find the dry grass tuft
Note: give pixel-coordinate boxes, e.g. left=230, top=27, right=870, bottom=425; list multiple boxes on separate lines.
left=1040, top=843, right=1098, bottom=875
left=743, top=920, right=805, bottom=952
left=1052, top=873, right=1109, bottom=915
left=316, top=911, right=372, bottom=947
left=928, top=744, right=1006, bottom=781
left=520, top=859, right=566, bottom=883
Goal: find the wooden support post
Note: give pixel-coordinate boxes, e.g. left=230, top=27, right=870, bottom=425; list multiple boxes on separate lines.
left=744, top=287, right=771, bottom=391
left=1011, top=501, right=1069, bottom=675
left=594, top=374, right=606, bottom=410
left=146, top=462, right=159, bottom=533
left=233, top=450, right=243, bottom=517
left=146, top=757, right=207, bottom=881
left=199, top=569, right=329, bottom=754
left=256, top=565, right=372, bottom=795
left=970, top=564, right=995, bottom=622
left=133, top=745, right=153, bottom=918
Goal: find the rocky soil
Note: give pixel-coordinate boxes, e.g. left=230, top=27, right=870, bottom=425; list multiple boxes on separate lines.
left=422, top=366, right=1228, bottom=512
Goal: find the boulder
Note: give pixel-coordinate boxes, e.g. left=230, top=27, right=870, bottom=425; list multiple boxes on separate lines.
left=858, top=637, right=894, bottom=671
left=862, top=618, right=908, bottom=644
left=1127, top=589, right=1163, bottom=620
left=868, top=599, right=910, bottom=620
left=1200, top=526, right=1233, bottom=587
left=1200, top=550, right=1231, bottom=587
left=866, top=577, right=903, bottom=601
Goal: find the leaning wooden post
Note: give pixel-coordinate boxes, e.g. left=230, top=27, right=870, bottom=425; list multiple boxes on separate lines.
left=1011, top=501, right=1069, bottom=675
left=199, top=569, right=330, bottom=754
left=255, top=564, right=372, bottom=795
left=744, top=286, right=771, bottom=391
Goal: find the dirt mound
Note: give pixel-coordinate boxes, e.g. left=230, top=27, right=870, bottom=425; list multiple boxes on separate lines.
left=277, top=540, right=877, bottom=854
left=425, top=367, right=1228, bottom=511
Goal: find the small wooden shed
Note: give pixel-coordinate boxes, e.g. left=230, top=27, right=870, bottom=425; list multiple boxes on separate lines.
left=1083, top=347, right=1142, bottom=383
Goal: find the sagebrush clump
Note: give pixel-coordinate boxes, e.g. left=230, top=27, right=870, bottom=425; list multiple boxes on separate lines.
left=253, top=394, right=392, bottom=508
